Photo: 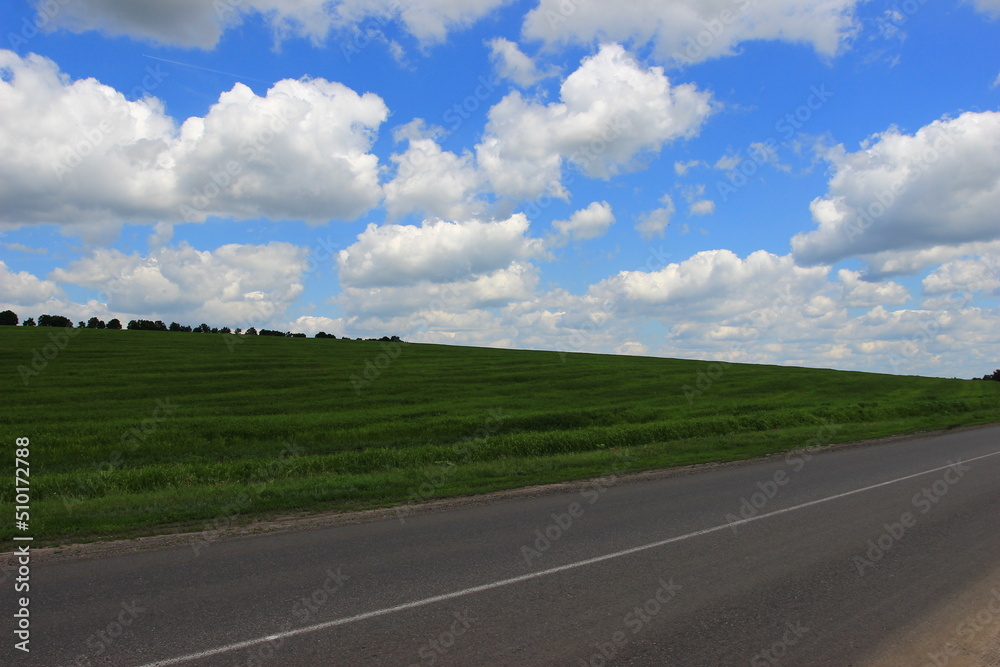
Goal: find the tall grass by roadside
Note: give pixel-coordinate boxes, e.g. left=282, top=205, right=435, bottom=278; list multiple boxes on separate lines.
left=2, top=327, right=997, bottom=545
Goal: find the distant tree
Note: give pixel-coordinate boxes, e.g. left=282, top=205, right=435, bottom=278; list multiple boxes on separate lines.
left=106, top=318, right=122, bottom=330
left=169, top=322, right=183, bottom=332
left=210, top=327, right=219, bottom=334
left=220, top=326, right=231, bottom=334
left=193, top=323, right=211, bottom=333
left=86, top=317, right=103, bottom=329
left=78, top=321, right=85, bottom=329
left=245, top=327, right=257, bottom=335
left=234, top=328, right=242, bottom=335
left=315, top=331, right=333, bottom=338
left=22, top=317, right=36, bottom=327
left=289, top=332, right=306, bottom=338
left=38, top=314, right=73, bottom=327
left=0, top=310, right=18, bottom=325
left=127, top=319, right=166, bottom=331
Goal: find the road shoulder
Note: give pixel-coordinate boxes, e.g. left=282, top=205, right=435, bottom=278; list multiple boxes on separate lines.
left=9, top=422, right=999, bottom=565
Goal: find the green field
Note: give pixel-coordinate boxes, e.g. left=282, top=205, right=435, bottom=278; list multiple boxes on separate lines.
left=1, top=326, right=998, bottom=547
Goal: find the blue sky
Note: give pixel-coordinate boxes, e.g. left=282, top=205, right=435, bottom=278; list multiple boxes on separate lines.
left=1, top=0, right=999, bottom=377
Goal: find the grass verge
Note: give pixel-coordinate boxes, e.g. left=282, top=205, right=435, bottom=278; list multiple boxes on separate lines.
left=2, top=327, right=998, bottom=547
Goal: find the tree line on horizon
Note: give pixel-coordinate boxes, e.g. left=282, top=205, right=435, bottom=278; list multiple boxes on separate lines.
left=1, top=309, right=997, bottom=379
left=0, top=309, right=400, bottom=343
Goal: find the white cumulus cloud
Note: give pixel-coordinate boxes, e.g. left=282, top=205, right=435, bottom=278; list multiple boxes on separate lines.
left=0, top=260, right=61, bottom=306
left=49, top=242, right=310, bottom=325
left=922, top=254, right=1000, bottom=296
left=969, top=0, right=1000, bottom=18
left=521, top=0, right=862, bottom=66
left=336, top=214, right=546, bottom=288
left=34, top=0, right=513, bottom=49
left=382, top=121, right=483, bottom=221
left=487, top=37, right=557, bottom=86
left=476, top=43, right=713, bottom=200
left=837, top=269, right=910, bottom=308
left=689, top=199, right=715, bottom=216
left=0, top=50, right=387, bottom=236
left=551, top=201, right=615, bottom=244
left=792, top=111, right=1000, bottom=269
left=635, top=194, right=676, bottom=240
left=591, top=249, right=832, bottom=323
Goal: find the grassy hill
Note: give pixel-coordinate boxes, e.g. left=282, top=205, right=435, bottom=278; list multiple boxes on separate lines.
left=2, top=326, right=998, bottom=546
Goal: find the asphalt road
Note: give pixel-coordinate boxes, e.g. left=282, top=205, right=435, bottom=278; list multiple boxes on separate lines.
left=4, top=424, right=1000, bottom=666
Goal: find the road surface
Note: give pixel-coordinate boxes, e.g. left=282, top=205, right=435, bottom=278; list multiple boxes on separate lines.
left=4, top=424, right=1000, bottom=666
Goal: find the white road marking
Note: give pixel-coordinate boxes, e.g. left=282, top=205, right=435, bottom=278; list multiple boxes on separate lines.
left=139, top=449, right=1000, bottom=666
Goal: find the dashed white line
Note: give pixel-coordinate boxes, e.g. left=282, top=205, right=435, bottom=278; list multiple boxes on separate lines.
left=138, top=449, right=1000, bottom=666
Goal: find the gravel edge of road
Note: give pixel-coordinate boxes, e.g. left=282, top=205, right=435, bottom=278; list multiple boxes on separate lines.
left=10, top=421, right=999, bottom=564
